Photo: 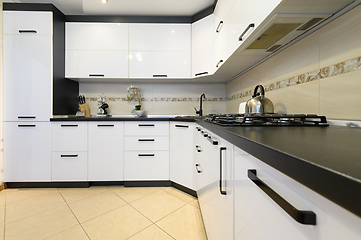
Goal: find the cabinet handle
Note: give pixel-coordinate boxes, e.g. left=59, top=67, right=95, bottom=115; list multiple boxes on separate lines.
left=61, top=154, right=78, bottom=158
left=216, top=21, right=224, bottom=33
left=220, top=147, right=227, bottom=195
left=248, top=169, right=316, bottom=225
left=138, top=154, right=155, bottom=157
left=97, top=125, right=114, bottom=127
left=201, top=131, right=208, bottom=137
left=89, top=74, right=104, bottom=77
left=195, top=163, right=202, bottom=173
left=18, top=116, right=36, bottom=119
left=175, top=124, right=189, bottom=128
left=138, top=124, right=155, bottom=127
left=19, top=30, right=37, bottom=33
left=195, top=72, right=208, bottom=77
left=196, top=127, right=202, bottom=131
left=153, top=75, right=167, bottom=78
left=207, top=135, right=218, bottom=145
left=18, top=125, right=36, bottom=128
left=61, top=125, right=78, bottom=127
left=238, top=23, right=255, bottom=41
left=216, top=60, right=223, bottom=68
left=195, top=145, right=202, bottom=152
left=138, top=139, right=155, bottom=142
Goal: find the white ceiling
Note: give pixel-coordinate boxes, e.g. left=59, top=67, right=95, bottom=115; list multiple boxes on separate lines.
left=4, top=0, right=215, bottom=16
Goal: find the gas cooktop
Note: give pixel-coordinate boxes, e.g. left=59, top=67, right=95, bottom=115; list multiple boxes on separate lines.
left=204, top=113, right=329, bottom=126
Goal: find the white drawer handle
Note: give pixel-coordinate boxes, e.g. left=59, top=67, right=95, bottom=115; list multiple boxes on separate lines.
left=138, top=139, right=155, bottom=142
left=18, top=116, right=36, bottom=119
left=138, top=154, right=155, bottom=157
left=61, top=125, right=78, bottom=127
left=19, top=30, right=37, bottom=33
left=138, top=124, right=155, bottom=127
left=61, top=154, right=78, bottom=158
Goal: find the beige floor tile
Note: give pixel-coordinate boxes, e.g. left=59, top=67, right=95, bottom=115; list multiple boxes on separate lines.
left=190, top=199, right=200, bottom=208
left=6, top=190, right=66, bottom=224
left=162, top=187, right=197, bottom=203
left=0, top=225, right=4, bottom=240
left=130, top=190, right=187, bottom=223
left=58, top=186, right=109, bottom=203
left=68, top=190, right=127, bottom=223
left=0, top=204, right=5, bottom=226
left=108, top=186, right=160, bottom=203
left=44, top=225, right=89, bottom=240
left=0, top=191, right=6, bottom=206
left=81, top=205, right=152, bottom=240
left=5, top=205, right=78, bottom=240
left=156, top=204, right=207, bottom=240
left=128, top=224, right=174, bottom=240
left=4, top=188, right=58, bottom=204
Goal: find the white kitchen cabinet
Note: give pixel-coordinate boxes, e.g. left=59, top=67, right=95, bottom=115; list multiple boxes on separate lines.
left=192, top=15, right=216, bottom=78
left=51, top=122, right=88, bottom=152
left=66, top=50, right=129, bottom=78
left=3, top=33, right=52, bottom=122
left=128, top=51, right=191, bottom=78
left=52, top=152, right=88, bottom=182
left=124, top=136, right=169, bottom=151
left=233, top=147, right=361, bottom=240
left=3, top=11, right=52, bottom=35
left=3, top=122, right=51, bottom=182
left=124, top=122, right=169, bottom=136
left=88, top=122, right=124, bottom=181
left=170, top=122, right=195, bottom=190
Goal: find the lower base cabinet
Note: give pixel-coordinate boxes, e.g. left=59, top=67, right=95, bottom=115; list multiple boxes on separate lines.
left=51, top=152, right=87, bottom=181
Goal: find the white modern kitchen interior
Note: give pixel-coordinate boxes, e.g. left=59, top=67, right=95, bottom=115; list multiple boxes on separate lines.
left=1, top=0, right=361, bottom=239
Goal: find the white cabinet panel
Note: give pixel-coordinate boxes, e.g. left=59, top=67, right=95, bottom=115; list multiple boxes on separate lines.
left=3, top=11, right=52, bottom=35
left=124, top=122, right=169, bottom=136
left=214, top=16, right=229, bottom=70
left=129, top=23, right=191, bottom=51
left=124, top=151, right=169, bottom=180
left=124, top=136, right=169, bottom=151
left=52, top=152, right=88, bottom=181
left=66, top=50, right=129, bottom=78
left=88, top=122, right=124, bottom=181
left=4, top=122, right=51, bottom=182
left=170, top=122, right=195, bottom=190
left=51, top=122, right=88, bottom=152
left=66, top=22, right=128, bottom=51
left=129, top=51, right=191, bottom=78
left=192, top=15, right=215, bottom=77
left=3, top=34, right=52, bottom=122
left=213, top=0, right=236, bottom=21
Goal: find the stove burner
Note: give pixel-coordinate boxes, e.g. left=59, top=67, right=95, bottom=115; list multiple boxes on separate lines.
left=204, top=113, right=328, bottom=127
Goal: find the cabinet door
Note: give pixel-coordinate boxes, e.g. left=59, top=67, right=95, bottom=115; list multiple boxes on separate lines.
left=51, top=122, right=88, bottom=152
left=124, top=136, right=169, bottom=151
left=66, top=22, right=128, bottom=51
left=4, top=122, right=51, bottom=182
left=124, top=122, right=169, bottom=136
left=3, top=11, right=52, bottom=35
left=128, top=51, right=191, bottom=78
left=129, top=23, right=191, bottom=51
left=88, top=122, right=124, bottom=181
left=192, top=15, right=216, bottom=77
left=52, top=152, right=87, bottom=181
left=3, top=35, right=52, bottom=121
left=170, top=122, right=195, bottom=190
left=66, top=50, right=129, bottom=78
left=214, top=16, right=228, bottom=70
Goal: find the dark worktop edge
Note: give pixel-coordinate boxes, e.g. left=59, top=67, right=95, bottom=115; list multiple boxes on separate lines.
left=50, top=117, right=196, bottom=122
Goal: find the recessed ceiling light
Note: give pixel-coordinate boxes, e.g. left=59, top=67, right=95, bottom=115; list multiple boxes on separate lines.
left=101, top=0, right=108, bottom=3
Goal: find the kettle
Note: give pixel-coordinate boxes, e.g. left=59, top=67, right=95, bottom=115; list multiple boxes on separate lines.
left=245, top=85, right=274, bottom=114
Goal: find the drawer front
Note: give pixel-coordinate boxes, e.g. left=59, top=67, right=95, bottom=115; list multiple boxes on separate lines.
left=51, top=122, right=87, bottom=152
left=124, top=136, right=169, bottom=151
left=124, top=151, right=169, bottom=180
left=3, top=11, right=52, bottom=35
left=52, top=152, right=87, bottom=181
left=124, top=122, right=169, bottom=136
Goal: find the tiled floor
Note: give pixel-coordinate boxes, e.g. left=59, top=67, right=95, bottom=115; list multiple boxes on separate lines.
left=0, top=186, right=207, bottom=240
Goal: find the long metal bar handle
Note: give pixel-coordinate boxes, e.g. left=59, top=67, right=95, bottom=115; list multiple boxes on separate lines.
left=248, top=169, right=316, bottom=225
left=175, top=125, right=189, bottom=128
left=239, top=23, right=255, bottom=41
left=201, top=131, right=208, bottom=137
left=138, top=139, right=155, bottom=142
left=195, top=164, right=202, bottom=173
left=89, top=74, right=104, bottom=77
left=195, top=145, right=202, bottom=152
left=216, top=60, right=224, bottom=68
left=220, top=147, right=227, bottom=195
left=19, top=30, right=37, bottom=33
left=196, top=127, right=202, bottom=131
left=207, top=135, right=218, bottom=145
left=216, top=21, right=224, bottom=33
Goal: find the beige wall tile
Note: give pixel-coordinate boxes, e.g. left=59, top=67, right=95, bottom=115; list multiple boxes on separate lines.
left=319, top=5, right=361, bottom=68
left=226, top=97, right=249, bottom=114
left=202, top=101, right=227, bottom=115
left=152, top=101, right=193, bottom=115
left=320, top=70, right=361, bottom=120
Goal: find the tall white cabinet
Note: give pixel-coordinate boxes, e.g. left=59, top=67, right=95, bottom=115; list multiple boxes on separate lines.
left=3, top=11, right=53, bottom=182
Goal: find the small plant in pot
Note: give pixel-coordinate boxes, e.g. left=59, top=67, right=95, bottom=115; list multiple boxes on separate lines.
left=127, top=85, right=145, bottom=117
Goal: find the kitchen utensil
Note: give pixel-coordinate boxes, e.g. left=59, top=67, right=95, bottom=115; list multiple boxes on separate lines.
left=245, top=85, right=274, bottom=114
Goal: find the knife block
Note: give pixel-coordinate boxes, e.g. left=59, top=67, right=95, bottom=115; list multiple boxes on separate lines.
left=79, top=103, right=91, bottom=118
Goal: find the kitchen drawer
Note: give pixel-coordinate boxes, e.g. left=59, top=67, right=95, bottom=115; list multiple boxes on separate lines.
left=124, top=122, right=169, bottom=136
left=3, top=11, right=52, bottom=35
left=52, top=152, right=87, bottom=181
left=124, top=136, right=169, bottom=151
left=51, top=122, right=87, bottom=152
left=124, top=151, right=169, bottom=180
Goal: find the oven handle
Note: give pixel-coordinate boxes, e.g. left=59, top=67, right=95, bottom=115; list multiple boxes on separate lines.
left=248, top=169, right=316, bottom=225
left=219, top=147, right=227, bottom=195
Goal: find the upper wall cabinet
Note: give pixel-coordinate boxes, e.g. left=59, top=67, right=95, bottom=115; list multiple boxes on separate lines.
left=65, top=22, right=129, bottom=79
left=3, top=11, right=53, bottom=35
left=128, top=23, right=191, bottom=79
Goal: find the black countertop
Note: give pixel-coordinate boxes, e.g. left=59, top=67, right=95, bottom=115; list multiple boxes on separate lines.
left=50, top=115, right=361, bottom=217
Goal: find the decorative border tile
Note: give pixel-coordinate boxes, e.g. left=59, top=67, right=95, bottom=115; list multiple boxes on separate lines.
left=85, top=97, right=226, bottom=102
left=228, top=55, right=361, bottom=101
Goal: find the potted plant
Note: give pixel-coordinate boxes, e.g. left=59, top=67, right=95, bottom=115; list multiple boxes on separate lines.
left=127, top=85, right=145, bottom=116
